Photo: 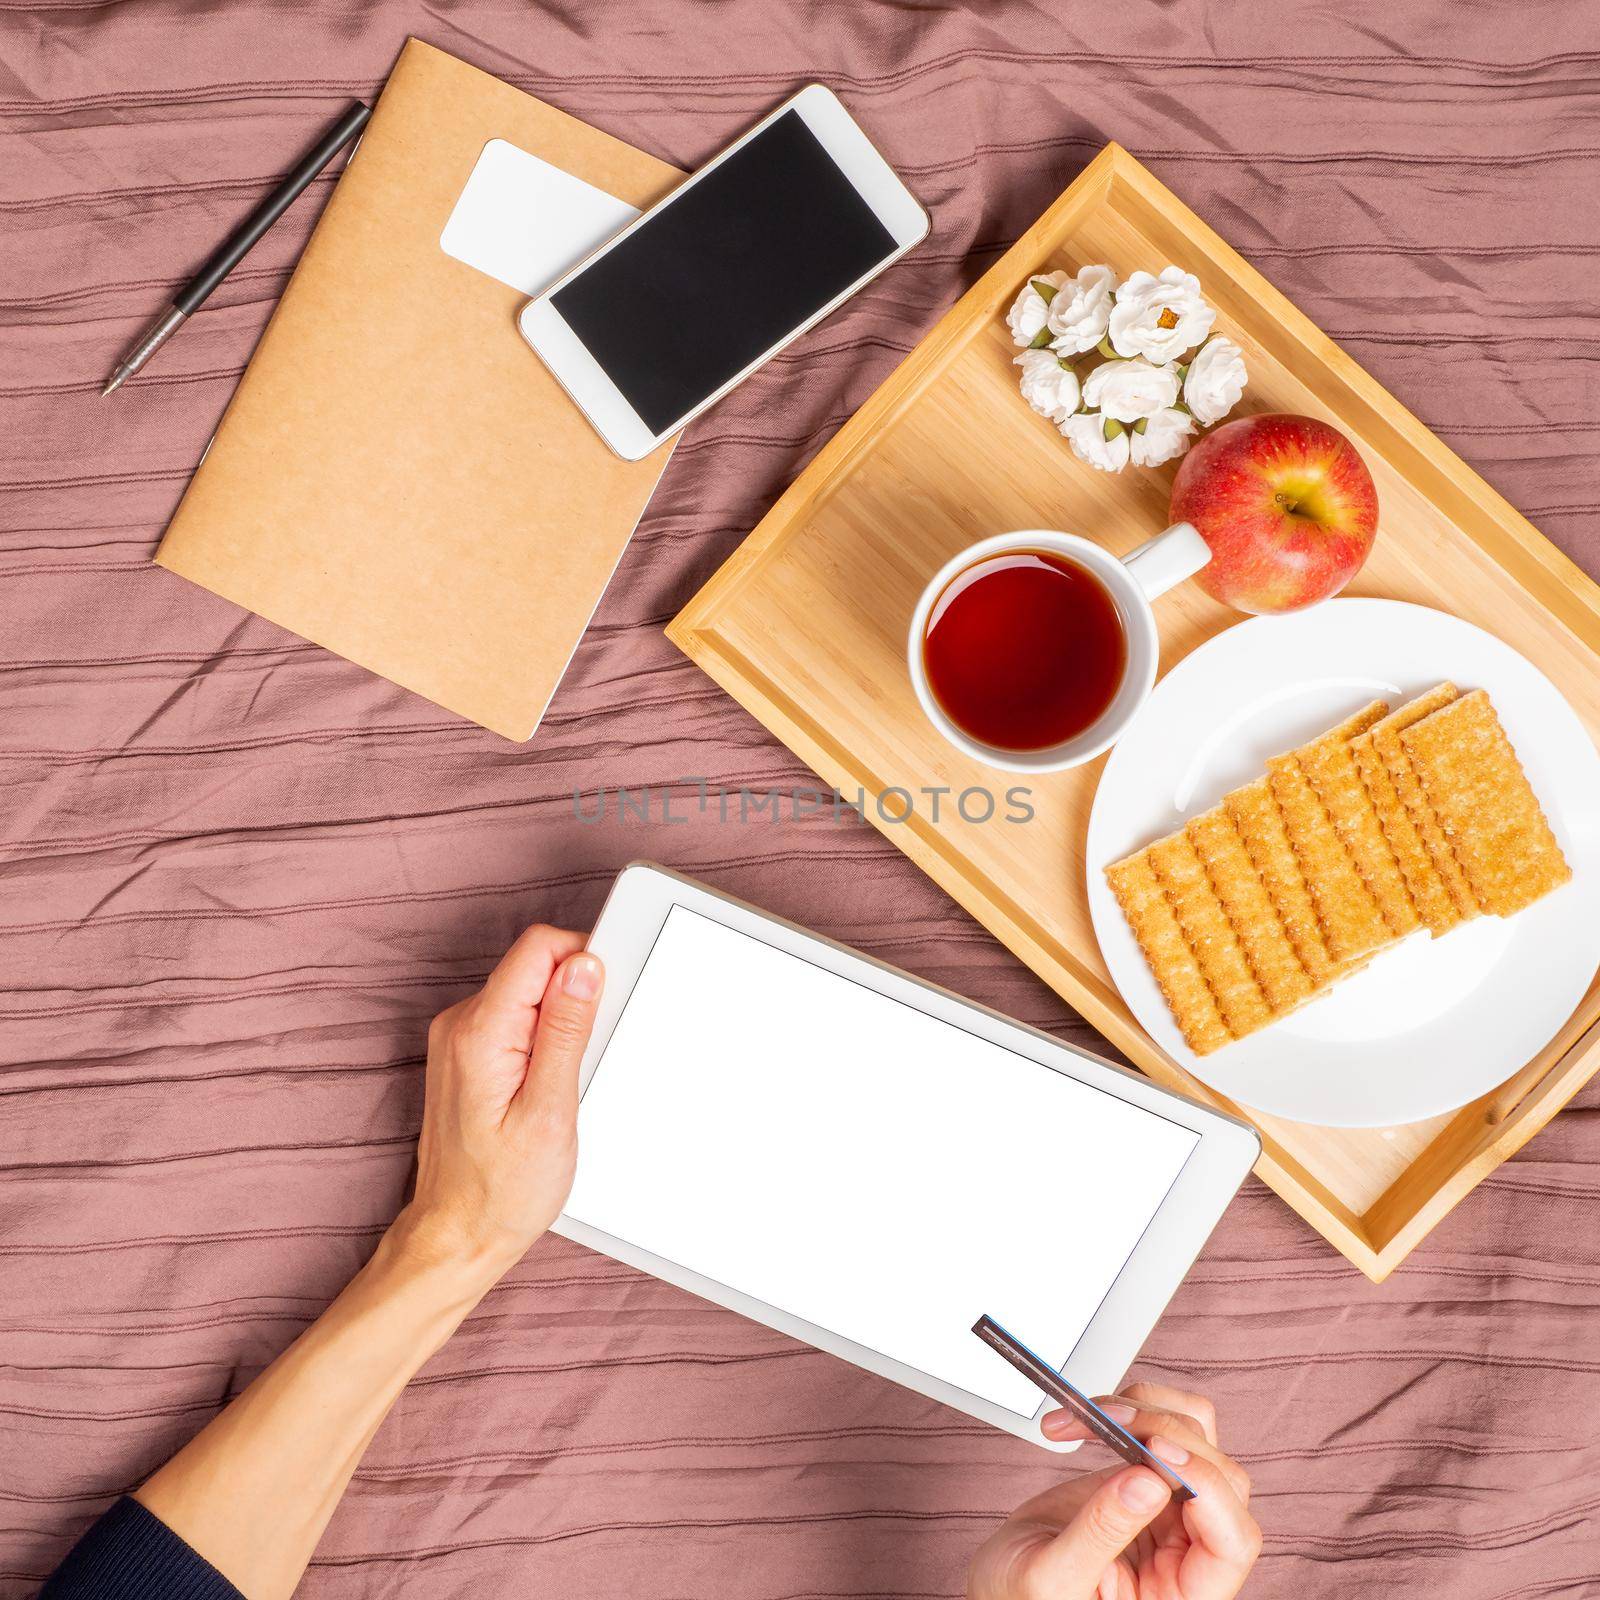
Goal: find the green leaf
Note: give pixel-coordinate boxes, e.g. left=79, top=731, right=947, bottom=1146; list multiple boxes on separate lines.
left=1102, top=417, right=1126, bottom=441
left=1028, top=326, right=1053, bottom=349
left=1132, top=417, right=1149, bottom=435
left=1096, top=335, right=1118, bottom=360
left=1030, top=277, right=1059, bottom=304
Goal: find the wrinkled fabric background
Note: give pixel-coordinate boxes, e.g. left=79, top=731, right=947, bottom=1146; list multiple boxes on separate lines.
left=4, top=2, right=1600, bottom=1596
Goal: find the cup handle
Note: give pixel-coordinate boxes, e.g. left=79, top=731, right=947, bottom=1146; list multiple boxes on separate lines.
left=1122, top=522, right=1211, bottom=601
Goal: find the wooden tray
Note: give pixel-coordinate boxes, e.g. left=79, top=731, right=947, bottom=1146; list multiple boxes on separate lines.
left=667, top=144, right=1600, bottom=1282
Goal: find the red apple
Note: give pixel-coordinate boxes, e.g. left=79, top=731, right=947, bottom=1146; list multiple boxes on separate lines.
left=1170, top=413, right=1378, bottom=613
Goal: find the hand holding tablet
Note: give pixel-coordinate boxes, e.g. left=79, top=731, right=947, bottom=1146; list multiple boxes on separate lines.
left=556, top=864, right=1258, bottom=1448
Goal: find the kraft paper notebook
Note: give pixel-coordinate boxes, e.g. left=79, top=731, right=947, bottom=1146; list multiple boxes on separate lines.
left=156, top=39, right=682, bottom=741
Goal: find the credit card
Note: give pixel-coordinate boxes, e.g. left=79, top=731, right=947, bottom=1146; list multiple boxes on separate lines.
left=972, top=1314, right=1195, bottom=1501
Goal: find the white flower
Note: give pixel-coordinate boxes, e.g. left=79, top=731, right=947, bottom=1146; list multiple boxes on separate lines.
left=1128, top=406, right=1196, bottom=468
left=1061, top=411, right=1131, bottom=473
left=1045, top=263, right=1117, bottom=355
left=1182, top=335, right=1248, bottom=426
left=1082, top=356, right=1181, bottom=424
left=1005, top=271, right=1070, bottom=347
left=1014, top=349, right=1081, bottom=422
left=1107, top=266, right=1216, bottom=362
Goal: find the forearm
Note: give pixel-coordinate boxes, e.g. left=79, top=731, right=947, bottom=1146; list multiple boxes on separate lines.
left=54, top=927, right=600, bottom=1600
left=135, top=1214, right=502, bottom=1600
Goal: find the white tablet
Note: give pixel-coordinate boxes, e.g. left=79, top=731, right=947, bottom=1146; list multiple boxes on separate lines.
left=556, top=865, right=1259, bottom=1449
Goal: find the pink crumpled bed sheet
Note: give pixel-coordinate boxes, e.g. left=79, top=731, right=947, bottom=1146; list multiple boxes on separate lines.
left=4, top=2, right=1599, bottom=1596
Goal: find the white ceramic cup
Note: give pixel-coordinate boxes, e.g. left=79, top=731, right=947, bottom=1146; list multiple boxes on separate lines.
left=907, top=524, right=1211, bottom=773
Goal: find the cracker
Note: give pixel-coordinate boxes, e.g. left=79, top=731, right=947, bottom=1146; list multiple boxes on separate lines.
left=1298, top=715, right=1420, bottom=940
left=1105, top=852, right=1232, bottom=1055
left=1224, top=776, right=1339, bottom=989
left=1147, top=832, right=1274, bottom=1039
left=1401, top=688, right=1571, bottom=915
left=1323, top=700, right=1390, bottom=744
left=1186, top=806, right=1315, bottom=1014
left=1352, top=725, right=1460, bottom=934
left=1269, top=755, right=1392, bottom=961
left=1268, top=703, right=1396, bottom=962
left=1371, top=683, right=1478, bottom=919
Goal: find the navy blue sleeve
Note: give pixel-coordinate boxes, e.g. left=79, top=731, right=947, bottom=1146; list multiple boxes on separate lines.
left=40, top=1497, right=245, bottom=1600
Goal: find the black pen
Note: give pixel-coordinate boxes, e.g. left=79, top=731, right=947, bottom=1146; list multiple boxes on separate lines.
left=102, top=99, right=372, bottom=396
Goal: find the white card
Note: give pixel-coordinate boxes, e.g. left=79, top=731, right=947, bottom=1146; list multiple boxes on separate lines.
left=440, top=138, right=639, bottom=297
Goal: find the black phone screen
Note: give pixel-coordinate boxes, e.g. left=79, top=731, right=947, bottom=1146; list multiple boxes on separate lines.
left=550, top=108, right=899, bottom=435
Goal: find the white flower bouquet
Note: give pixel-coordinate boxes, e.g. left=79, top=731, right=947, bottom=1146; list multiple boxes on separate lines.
left=1005, top=264, right=1247, bottom=472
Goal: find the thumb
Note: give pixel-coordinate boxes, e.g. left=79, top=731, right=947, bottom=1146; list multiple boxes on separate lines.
left=515, top=952, right=604, bottom=1125
left=1030, top=1467, right=1171, bottom=1595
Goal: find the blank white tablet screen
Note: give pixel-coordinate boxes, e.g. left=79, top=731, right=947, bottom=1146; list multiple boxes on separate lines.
left=566, top=906, right=1199, bottom=1415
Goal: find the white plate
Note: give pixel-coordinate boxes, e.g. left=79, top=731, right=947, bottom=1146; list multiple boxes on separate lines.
left=1085, top=599, right=1600, bottom=1128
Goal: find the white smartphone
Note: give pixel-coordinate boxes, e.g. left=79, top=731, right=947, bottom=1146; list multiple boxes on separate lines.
left=556, top=864, right=1261, bottom=1449
left=518, top=85, right=929, bottom=460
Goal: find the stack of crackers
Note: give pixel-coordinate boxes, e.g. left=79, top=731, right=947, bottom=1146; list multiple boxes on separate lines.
left=1105, top=684, right=1571, bottom=1056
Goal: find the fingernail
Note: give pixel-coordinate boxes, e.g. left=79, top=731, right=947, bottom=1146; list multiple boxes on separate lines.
left=1119, top=1470, right=1169, bottom=1513
left=1149, top=1435, right=1190, bottom=1466
left=1041, top=1409, right=1082, bottom=1438
left=563, top=954, right=602, bottom=999
left=1101, top=1402, right=1136, bottom=1426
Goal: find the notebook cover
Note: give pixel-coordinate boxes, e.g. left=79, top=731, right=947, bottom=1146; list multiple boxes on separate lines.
left=155, top=39, right=682, bottom=740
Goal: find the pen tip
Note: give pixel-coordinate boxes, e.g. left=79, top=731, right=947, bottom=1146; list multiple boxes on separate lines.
left=101, top=375, right=122, bottom=398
